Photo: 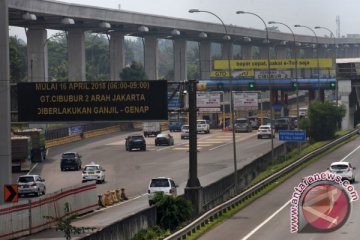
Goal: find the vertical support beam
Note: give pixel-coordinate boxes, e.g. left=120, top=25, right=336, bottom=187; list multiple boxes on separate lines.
left=27, top=28, right=48, bottom=82
left=144, top=36, right=158, bottom=80
left=68, top=29, right=85, bottom=81
left=109, top=32, right=124, bottom=81
left=0, top=0, right=11, bottom=204
left=339, top=80, right=353, bottom=130
left=199, top=40, right=211, bottom=79
left=241, top=45, right=252, bottom=59
left=173, top=39, right=187, bottom=82
left=185, top=80, right=202, bottom=216
left=221, top=42, right=233, bottom=60
left=259, top=46, right=268, bottom=59
left=276, top=46, right=288, bottom=58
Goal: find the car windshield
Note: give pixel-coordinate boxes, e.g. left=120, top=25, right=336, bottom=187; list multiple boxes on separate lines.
left=235, top=119, right=247, bottom=124
left=259, top=126, right=270, bottom=130
left=84, top=166, right=99, bottom=171
left=197, top=120, right=206, bottom=124
left=331, top=164, right=349, bottom=170
left=62, top=153, right=77, bottom=158
left=150, top=179, right=170, bottom=187
left=131, top=136, right=144, bottom=140
left=182, top=126, right=189, bottom=130
left=18, top=176, right=35, bottom=183
left=156, top=134, right=166, bottom=138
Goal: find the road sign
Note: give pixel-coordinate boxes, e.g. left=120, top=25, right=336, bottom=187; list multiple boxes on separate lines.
left=279, top=130, right=306, bottom=142
left=4, top=184, right=18, bottom=202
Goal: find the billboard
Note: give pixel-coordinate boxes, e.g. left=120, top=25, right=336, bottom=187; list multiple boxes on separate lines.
left=214, top=58, right=333, bottom=70
left=197, top=92, right=222, bottom=108
left=233, top=92, right=259, bottom=110
left=17, top=81, right=168, bottom=122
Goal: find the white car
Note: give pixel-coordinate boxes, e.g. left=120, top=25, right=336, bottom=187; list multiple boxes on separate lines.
left=257, top=125, right=275, bottom=139
left=181, top=125, right=190, bottom=139
left=17, top=175, right=46, bottom=197
left=197, top=120, right=210, bottom=134
left=328, top=162, right=356, bottom=183
left=82, top=163, right=106, bottom=184
left=148, top=177, right=178, bottom=205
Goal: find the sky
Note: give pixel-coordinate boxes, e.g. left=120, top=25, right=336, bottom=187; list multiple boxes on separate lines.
left=9, top=0, right=360, bottom=40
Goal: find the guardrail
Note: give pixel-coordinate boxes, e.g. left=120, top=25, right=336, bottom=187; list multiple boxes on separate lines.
left=165, top=129, right=359, bottom=240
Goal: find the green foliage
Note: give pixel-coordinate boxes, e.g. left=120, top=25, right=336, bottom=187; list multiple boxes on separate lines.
left=298, top=117, right=311, bottom=138
left=9, top=36, right=27, bottom=82
left=306, top=100, right=346, bottom=141
left=154, top=193, right=192, bottom=231
left=48, top=32, right=68, bottom=81
left=44, top=204, right=95, bottom=240
left=85, top=33, right=109, bottom=81
left=131, top=226, right=169, bottom=240
left=120, top=61, right=148, bottom=80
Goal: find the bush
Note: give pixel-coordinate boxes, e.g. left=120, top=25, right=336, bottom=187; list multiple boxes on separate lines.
left=131, top=226, right=168, bottom=240
left=154, top=193, right=192, bottom=231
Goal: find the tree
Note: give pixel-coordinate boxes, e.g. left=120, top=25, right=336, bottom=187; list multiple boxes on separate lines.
left=44, top=204, right=95, bottom=240
left=154, top=193, right=192, bottom=231
left=48, top=33, right=68, bottom=81
left=120, top=61, right=147, bottom=80
left=304, top=100, right=346, bottom=141
left=9, top=36, right=27, bottom=82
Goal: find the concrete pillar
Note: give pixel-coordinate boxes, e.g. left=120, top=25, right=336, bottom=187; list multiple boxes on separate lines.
left=276, top=46, right=288, bottom=59
left=241, top=45, right=252, bottom=59
left=144, top=36, right=158, bottom=80
left=26, top=28, right=48, bottom=82
left=68, top=29, right=86, bottom=81
left=109, top=32, right=124, bottom=81
left=199, top=40, right=211, bottom=79
left=259, top=46, right=268, bottom=59
left=339, top=80, right=353, bottom=130
left=0, top=0, right=11, bottom=204
left=221, top=42, right=233, bottom=60
left=173, top=39, right=187, bottom=82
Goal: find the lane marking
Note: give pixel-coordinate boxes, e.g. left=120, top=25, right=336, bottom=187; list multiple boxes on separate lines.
left=241, top=200, right=291, bottom=240
left=240, top=143, right=360, bottom=239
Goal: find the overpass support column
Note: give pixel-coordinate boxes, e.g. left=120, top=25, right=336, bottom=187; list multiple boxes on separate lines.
left=26, top=28, right=48, bottom=82
left=109, top=32, right=124, bottom=81
left=199, top=41, right=211, bottom=79
left=259, top=46, right=268, bottom=59
left=276, top=46, right=288, bottom=59
left=68, top=29, right=85, bottom=81
left=241, top=45, right=252, bottom=59
left=339, top=80, right=353, bottom=130
left=144, top=36, right=158, bottom=80
left=0, top=0, right=11, bottom=204
left=173, top=39, right=187, bottom=82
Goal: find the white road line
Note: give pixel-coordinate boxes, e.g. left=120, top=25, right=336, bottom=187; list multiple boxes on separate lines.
left=241, top=200, right=291, bottom=240
left=240, top=143, right=360, bottom=240
left=27, top=163, right=38, bottom=175
left=210, top=143, right=230, bottom=151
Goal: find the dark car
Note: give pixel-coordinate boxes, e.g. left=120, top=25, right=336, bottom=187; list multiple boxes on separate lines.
left=234, top=118, right=252, bottom=133
left=60, top=152, right=82, bottom=171
left=275, top=118, right=295, bottom=132
left=155, top=133, right=174, bottom=146
left=125, top=135, right=146, bottom=151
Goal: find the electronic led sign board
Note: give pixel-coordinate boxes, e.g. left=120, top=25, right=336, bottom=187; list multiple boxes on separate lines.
left=17, top=81, right=168, bottom=122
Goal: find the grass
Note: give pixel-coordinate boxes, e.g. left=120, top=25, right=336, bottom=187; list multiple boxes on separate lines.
left=185, top=129, right=356, bottom=240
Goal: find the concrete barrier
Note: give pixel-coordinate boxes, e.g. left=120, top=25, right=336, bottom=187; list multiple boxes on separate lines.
left=0, top=182, right=97, bottom=240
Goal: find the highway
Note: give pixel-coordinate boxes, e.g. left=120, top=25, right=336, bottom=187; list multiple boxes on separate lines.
left=198, top=135, right=360, bottom=240
left=13, top=129, right=283, bottom=205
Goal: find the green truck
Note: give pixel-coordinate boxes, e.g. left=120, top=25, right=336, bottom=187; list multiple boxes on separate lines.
left=11, top=136, right=32, bottom=172
left=14, top=128, right=47, bottom=163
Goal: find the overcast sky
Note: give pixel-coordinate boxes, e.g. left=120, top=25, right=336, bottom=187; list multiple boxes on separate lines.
left=10, top=0, right=360, bottom=39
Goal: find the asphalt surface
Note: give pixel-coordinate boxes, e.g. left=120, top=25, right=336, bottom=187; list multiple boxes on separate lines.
left=14, top=128, right=283, bottom=239
left=198, top=135, right=360, bottom=240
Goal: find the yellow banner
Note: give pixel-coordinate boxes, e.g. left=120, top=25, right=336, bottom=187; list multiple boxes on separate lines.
left=210, top=70, right=255, bottom=78
left=214, top=58, right=333, bottom=70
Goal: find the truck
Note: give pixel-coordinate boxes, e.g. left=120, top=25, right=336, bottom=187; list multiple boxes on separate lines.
left=143, top=122, right=162, bottom=137
left=11, top=136, right=32, bottom=172
left=14, top=128, right=47, bottom=163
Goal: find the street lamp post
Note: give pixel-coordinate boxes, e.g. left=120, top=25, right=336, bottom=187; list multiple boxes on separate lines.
left=314, top=26, right=337, bottom=105
left=268, top=21, right=299, bottom=127
left=189, top=9, right=238, bottom=191
left=236, top=11, right=274, bottom=162
left=294, top=24, right=321, bottom=101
